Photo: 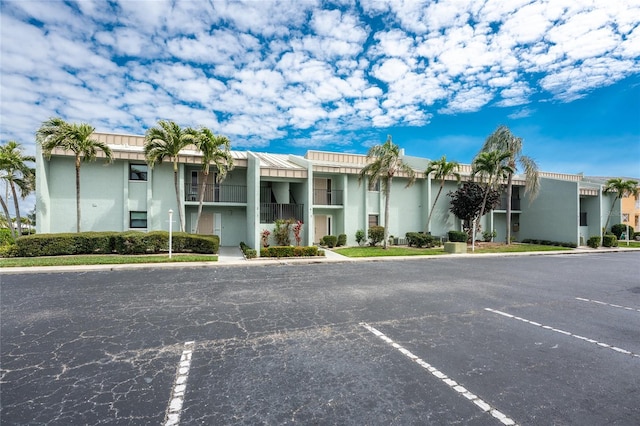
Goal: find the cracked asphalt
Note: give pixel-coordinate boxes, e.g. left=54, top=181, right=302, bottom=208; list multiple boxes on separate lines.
left=1, top=252, right=639, bottom=425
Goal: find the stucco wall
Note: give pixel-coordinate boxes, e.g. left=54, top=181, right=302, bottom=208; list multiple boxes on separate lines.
left=519, top=177, right=579, bottom=244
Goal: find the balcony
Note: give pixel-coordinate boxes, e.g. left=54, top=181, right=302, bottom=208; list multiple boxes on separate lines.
left=313, top=189, right=343, bottom=205
left=185, top=183, right=247, bottom=203
left=260, top=203, right=304, bottom=223
left=499, top=197, right=521, bottom=211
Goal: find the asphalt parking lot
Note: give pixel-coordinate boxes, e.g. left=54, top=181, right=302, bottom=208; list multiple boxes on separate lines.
left=1, top=252, right=639, bottom=425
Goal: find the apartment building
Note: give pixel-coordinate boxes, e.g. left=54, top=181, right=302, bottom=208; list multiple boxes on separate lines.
left=36, top=132, right=623, bottom=251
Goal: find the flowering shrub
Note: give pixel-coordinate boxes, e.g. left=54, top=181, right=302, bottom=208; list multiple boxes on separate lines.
left=261, top=229, right=271, bottom=247
left=293, top=220, right=303, bottom=246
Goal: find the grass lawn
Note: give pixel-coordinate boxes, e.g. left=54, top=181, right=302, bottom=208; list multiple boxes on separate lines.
left=618, top=241, right=640, bottom=248
left=0, top=253, right=218, bottom=268
left=334, top=243, right=571, bottom=257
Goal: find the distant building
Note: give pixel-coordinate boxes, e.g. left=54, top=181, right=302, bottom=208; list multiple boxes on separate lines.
left=36, top=132, right=626, bottom=251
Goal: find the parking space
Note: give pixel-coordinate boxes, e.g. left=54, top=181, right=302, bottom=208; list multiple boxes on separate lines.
left=2, top=252, right=639, bottom=425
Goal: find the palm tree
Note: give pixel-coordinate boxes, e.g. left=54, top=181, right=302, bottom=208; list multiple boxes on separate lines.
left=144, top=120, right=197, bottom=232
left=359, top=135, right=416, bottom=249
left=37, top=118, right=112, bottom=232
left=193, top=128, right=234, bottom=233
left=478, top=125, right=539, bottom=244
left=425, top=155, right=460, bottom=233
left=0, top=141, right=35, bottom=239
left=603, top=178, right=639, bottom=233
left=472, top=150, right=513, bottom=237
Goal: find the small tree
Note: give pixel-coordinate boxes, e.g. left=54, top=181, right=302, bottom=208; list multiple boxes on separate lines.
left=293, top=220, right=303, bottom=246
left=425, top=155, right=460, bottom=233
left=273, top=219, right=293, bottom=246
left=448, top=181, right=501, bottom=240
left=603, top=178, right=639, bottom=234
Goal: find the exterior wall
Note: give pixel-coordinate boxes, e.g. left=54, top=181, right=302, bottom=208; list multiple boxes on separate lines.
left=620, top=193, right=639, bottom=230
left=247, top=153, right=260, bottom=251
left=148, top=163, right=182, bottom=231
left=344, top=174, right=365, bottom=246
left=385, top=178, right=423, bottom=237
left=519, top=177, right=579, bottom=245
left=427, top=179, right=460, bottom=237
left=601, top=191, right=621, bottom=232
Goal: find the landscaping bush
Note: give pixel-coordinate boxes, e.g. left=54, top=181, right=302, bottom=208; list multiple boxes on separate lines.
left=261, top=245, right=321, bottom=258
left=586, top=236, right=601, bottom=249
left=611, top=224, right=634, bottom=239
left=0, top=228, right=14, bottom=246
left=7, top=231, right=218, bottom=257
left=239, top=241, right=256, bottom=259
left=635, top=232, right=640, bottom=241
left=482, top=230, right=497, bottom=242
left=273, top=219, right=293, bottom=246
left=405, top=232, right=440, bottom=248
left=355, top=229, right=365, bottom=246
left=521, top=239, right=577, bottom=248
left=323, top=235, right=338, bottom=248
left=448, top=230, right=467, bottom=243
left=368, top=226, right=385, bottom=246
left=337, top=234, right=347, bottom=247
left=602, top=234, right=618, bottom=247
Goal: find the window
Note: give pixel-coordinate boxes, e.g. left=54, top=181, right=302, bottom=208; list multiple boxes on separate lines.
left=579, top=212, right=587, bottom=226
left=129, top=164, right=148, bottom=181
left=368, top=214, right=379, bottom=227
left=130, top=211, right=147, bottom=228
left=622, top=213, right=629, bottom=223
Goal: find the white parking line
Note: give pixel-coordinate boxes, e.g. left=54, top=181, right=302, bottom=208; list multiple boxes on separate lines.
left=165, top=341, right=195, bottom=426
left=360, top=322, right=518, bottom=426
left=575, top=297, right=640, bottom=313
left=485, top=308, right=640, bottom=359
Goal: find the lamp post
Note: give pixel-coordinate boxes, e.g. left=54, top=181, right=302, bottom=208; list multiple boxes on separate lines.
left=168, top=209, right=173, bottom=259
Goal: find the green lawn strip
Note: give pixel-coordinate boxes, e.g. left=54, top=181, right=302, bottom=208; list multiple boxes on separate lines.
left=334, top=244, right=570, bottom=257
left=617, top=241, right=640, bottom=248
left=0, top=254, right=218, bottom=268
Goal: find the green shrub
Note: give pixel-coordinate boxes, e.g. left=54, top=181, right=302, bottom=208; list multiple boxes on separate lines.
left=482, top=230, right=497, bottom=242
left=239, top=241, right=257, bottom=259
left=602, top=234, right=618, bottom=247
left=0, top=229, right=14, bottom=246
left=337, top=234, right=347, bottom=247
left=7, top=231, right=218, bottom=257
left=355, top=229, right=365, bottom=246
left=635, top=232, right=640, bottom=241
left=368, top=226, right=385, bottom=246
left=273, top=219, right=293, bottom=246
left=448, top=230, right=467, bottom=243
left=323, top=235, right=337, bottom=248
left=261, top=246, right=320, bottom=258
left=611, top=224, right=634, bottom=239
left=405, top=232, right=440, bottom=248
left=587, top=236, right=601, bottom=248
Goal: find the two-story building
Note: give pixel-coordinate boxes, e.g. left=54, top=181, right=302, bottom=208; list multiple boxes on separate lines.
left=36, top=132, right=624, bottom=252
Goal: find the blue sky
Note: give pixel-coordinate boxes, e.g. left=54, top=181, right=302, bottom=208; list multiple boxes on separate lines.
left=1, top=0, right=639, bottom=183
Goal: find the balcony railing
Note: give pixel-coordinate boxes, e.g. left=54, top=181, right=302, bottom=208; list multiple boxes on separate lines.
left=313, top=189, right=343, bottom=205
left=499, top=197, right=521, bottom=210
left=185, top=183, right=247, bottom=203
left=260, top=203, right=304, bottom=223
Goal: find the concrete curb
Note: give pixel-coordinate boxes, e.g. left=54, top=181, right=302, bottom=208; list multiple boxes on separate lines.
left=1, top=247, right=639, bottom=275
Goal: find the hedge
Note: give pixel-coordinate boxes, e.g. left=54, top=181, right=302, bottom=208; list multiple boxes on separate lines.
left=405, top=232, right=441, bottom=248
left=6, top=231, right=219, bottom=257
left=521, top=239, right=577, bottom=248
left=260, top=246, right=323, bottom=258
left=448, top=231, right=467, bottom=243
left=602, top=234, right=618, bottom=247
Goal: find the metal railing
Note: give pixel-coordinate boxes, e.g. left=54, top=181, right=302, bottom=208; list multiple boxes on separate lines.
left=185, top=183, right=247, bottom=203
left=499, top=197, right=521, bottom=210
left=260, top=203, right=304, bottom=223
left=313, top=189, right=343, bottom=205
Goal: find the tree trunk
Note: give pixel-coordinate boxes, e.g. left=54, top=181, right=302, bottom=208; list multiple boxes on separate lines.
left=505, top=172, right=513, bottom=245
left=75, top=156, right=81, bottom=233
left=426, top=182, right=444, bottom=233
left=173, top=161, right=185, bottom=232
left=0, top=195, right=16, bottom=240
left=603, top=196, right=619, bottom=236
left=10, top=182, right=22, bottom=238
left=194, top=171, right=208, bottom=234
left=383, top=177, right=391, bottom=249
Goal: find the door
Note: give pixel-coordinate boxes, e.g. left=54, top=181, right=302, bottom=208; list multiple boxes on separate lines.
left=314, top=215, right=331, bottom=243
left=214, top=212, right=222, bottom=243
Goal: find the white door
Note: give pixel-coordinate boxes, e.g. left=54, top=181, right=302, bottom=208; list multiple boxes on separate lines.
left=214, top=212, right=222, bottom=244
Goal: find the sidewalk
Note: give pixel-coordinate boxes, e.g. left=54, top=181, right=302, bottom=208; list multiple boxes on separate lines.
left=1, top=245, right=638, bottom=274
